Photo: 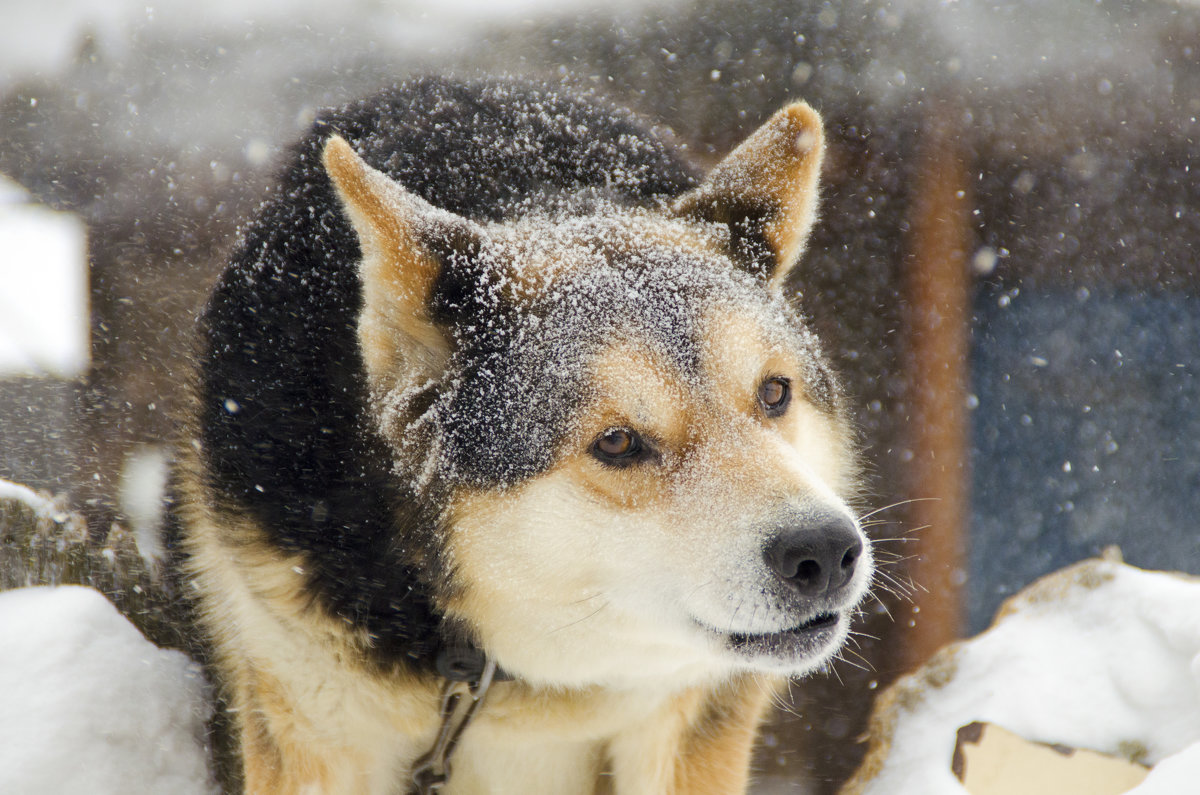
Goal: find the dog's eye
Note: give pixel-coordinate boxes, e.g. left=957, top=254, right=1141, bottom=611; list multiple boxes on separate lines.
left=758, top=377, right=791, bottom=417
left=592, top=428, right=642, bottom=463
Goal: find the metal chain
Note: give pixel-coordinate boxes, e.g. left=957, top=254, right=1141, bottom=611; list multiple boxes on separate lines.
left=409, top=657, right=499, bottom=795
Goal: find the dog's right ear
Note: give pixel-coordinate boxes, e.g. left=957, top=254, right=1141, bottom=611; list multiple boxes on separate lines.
left=323, top=136, right=478, bottom=393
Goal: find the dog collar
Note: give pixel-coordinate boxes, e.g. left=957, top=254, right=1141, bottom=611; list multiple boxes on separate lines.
left=433, top=640, right=510, bottom=684
left=409, top=654, right=500, bottom=795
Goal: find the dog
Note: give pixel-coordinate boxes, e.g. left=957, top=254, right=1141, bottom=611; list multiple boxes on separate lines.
left=173, top=76, right=872, bottom=794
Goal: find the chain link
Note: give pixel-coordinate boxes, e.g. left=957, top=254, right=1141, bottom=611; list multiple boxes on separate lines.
left=409, top=658, right=498, bottom=795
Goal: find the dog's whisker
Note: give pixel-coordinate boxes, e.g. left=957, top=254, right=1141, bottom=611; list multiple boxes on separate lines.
left=870, top=538, right=920, bottom=548
left=683, top=579, right=719, bottom=603
left=544, top=601, right=612, bottom=636
left=825, top=657, right=848, bottom=684
left=867, top=592, right=897, bottom=620
left=864, top=521, right=907, bottom=533
left=847, top=628, right=882, bottom=646
left=857, top=497, right=940, bottom=523
left=568, top=592, right=607, bottom=607
left=772, top=683, right=804, bottom=718
left=871, top=575, right=918, bottom=604
left=834, top=650, right=872, bottom=674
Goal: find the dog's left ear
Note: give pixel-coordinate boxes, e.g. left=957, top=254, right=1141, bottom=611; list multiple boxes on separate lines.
left=673, top=102, right=825, bottom=292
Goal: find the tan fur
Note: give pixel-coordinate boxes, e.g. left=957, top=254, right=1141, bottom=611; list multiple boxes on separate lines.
left=605, top=675, right=777, bottom=795
left=439, top=674, right=775, bottom=794
left=671, top=676, right=779, bottom=794
left=700, top=304, right=859, bottom=497
left=437, top=297, right=861, bottom=690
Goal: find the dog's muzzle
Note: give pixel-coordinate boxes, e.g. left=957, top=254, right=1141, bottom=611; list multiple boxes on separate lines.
left=707, top=509, right=868, bottom=672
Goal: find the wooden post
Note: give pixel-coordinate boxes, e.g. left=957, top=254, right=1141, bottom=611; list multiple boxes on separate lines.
left=900, top=102, right=971, bottom=672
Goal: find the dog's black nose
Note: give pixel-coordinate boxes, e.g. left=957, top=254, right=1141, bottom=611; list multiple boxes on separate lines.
left=764, top=515, right=863, bottom=598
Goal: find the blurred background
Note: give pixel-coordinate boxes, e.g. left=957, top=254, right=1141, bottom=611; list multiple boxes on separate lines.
left=2, top=0, right=1198, bottom=790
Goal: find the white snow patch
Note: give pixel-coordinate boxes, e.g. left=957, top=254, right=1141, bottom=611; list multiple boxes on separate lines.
left=1133, top=741, right=1200, bottom=794
left=0, top=478, right=56, bottom=515
left=855, top=558, right=1200, bottom=793
left=0, top=177, right=89, bottom=378
left=118, top=445, right=172, bottom=565
left=0, top=586, right=212, bottom=795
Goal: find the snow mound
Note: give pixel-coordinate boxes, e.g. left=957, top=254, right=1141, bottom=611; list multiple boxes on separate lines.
left=0, top=479, right=57, bottom=516
left=846, top=555, right=1200, bottom=793
left=0, top=586, right=211, bottom=794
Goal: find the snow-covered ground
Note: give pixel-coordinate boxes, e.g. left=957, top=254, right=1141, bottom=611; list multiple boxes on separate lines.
left=848, top=555, right=1200, bottom=793
left=0, top=586, right=211, bottom=794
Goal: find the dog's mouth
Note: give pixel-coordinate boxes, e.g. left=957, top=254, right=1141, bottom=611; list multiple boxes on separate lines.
left=727, top=611, right=839, bottom=649
left=705, top=611, right=845, bottom=668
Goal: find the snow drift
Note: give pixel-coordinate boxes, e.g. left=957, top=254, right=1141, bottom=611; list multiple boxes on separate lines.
left=845, top=554, right=1200, bottom=793
left=0, top=586, right=212, bottom=794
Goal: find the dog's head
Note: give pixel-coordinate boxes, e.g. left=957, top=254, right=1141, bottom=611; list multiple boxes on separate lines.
left=324, top=102, right=872, bottom=688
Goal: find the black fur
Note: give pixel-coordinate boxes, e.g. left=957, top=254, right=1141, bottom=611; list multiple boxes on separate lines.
left=189, top=77, right=701, bottom=669
left=687, top=196, right=779, bottom=281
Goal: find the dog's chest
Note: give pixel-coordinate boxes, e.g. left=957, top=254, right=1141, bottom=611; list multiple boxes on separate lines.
left=442, top=683, right=689, bottom=794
